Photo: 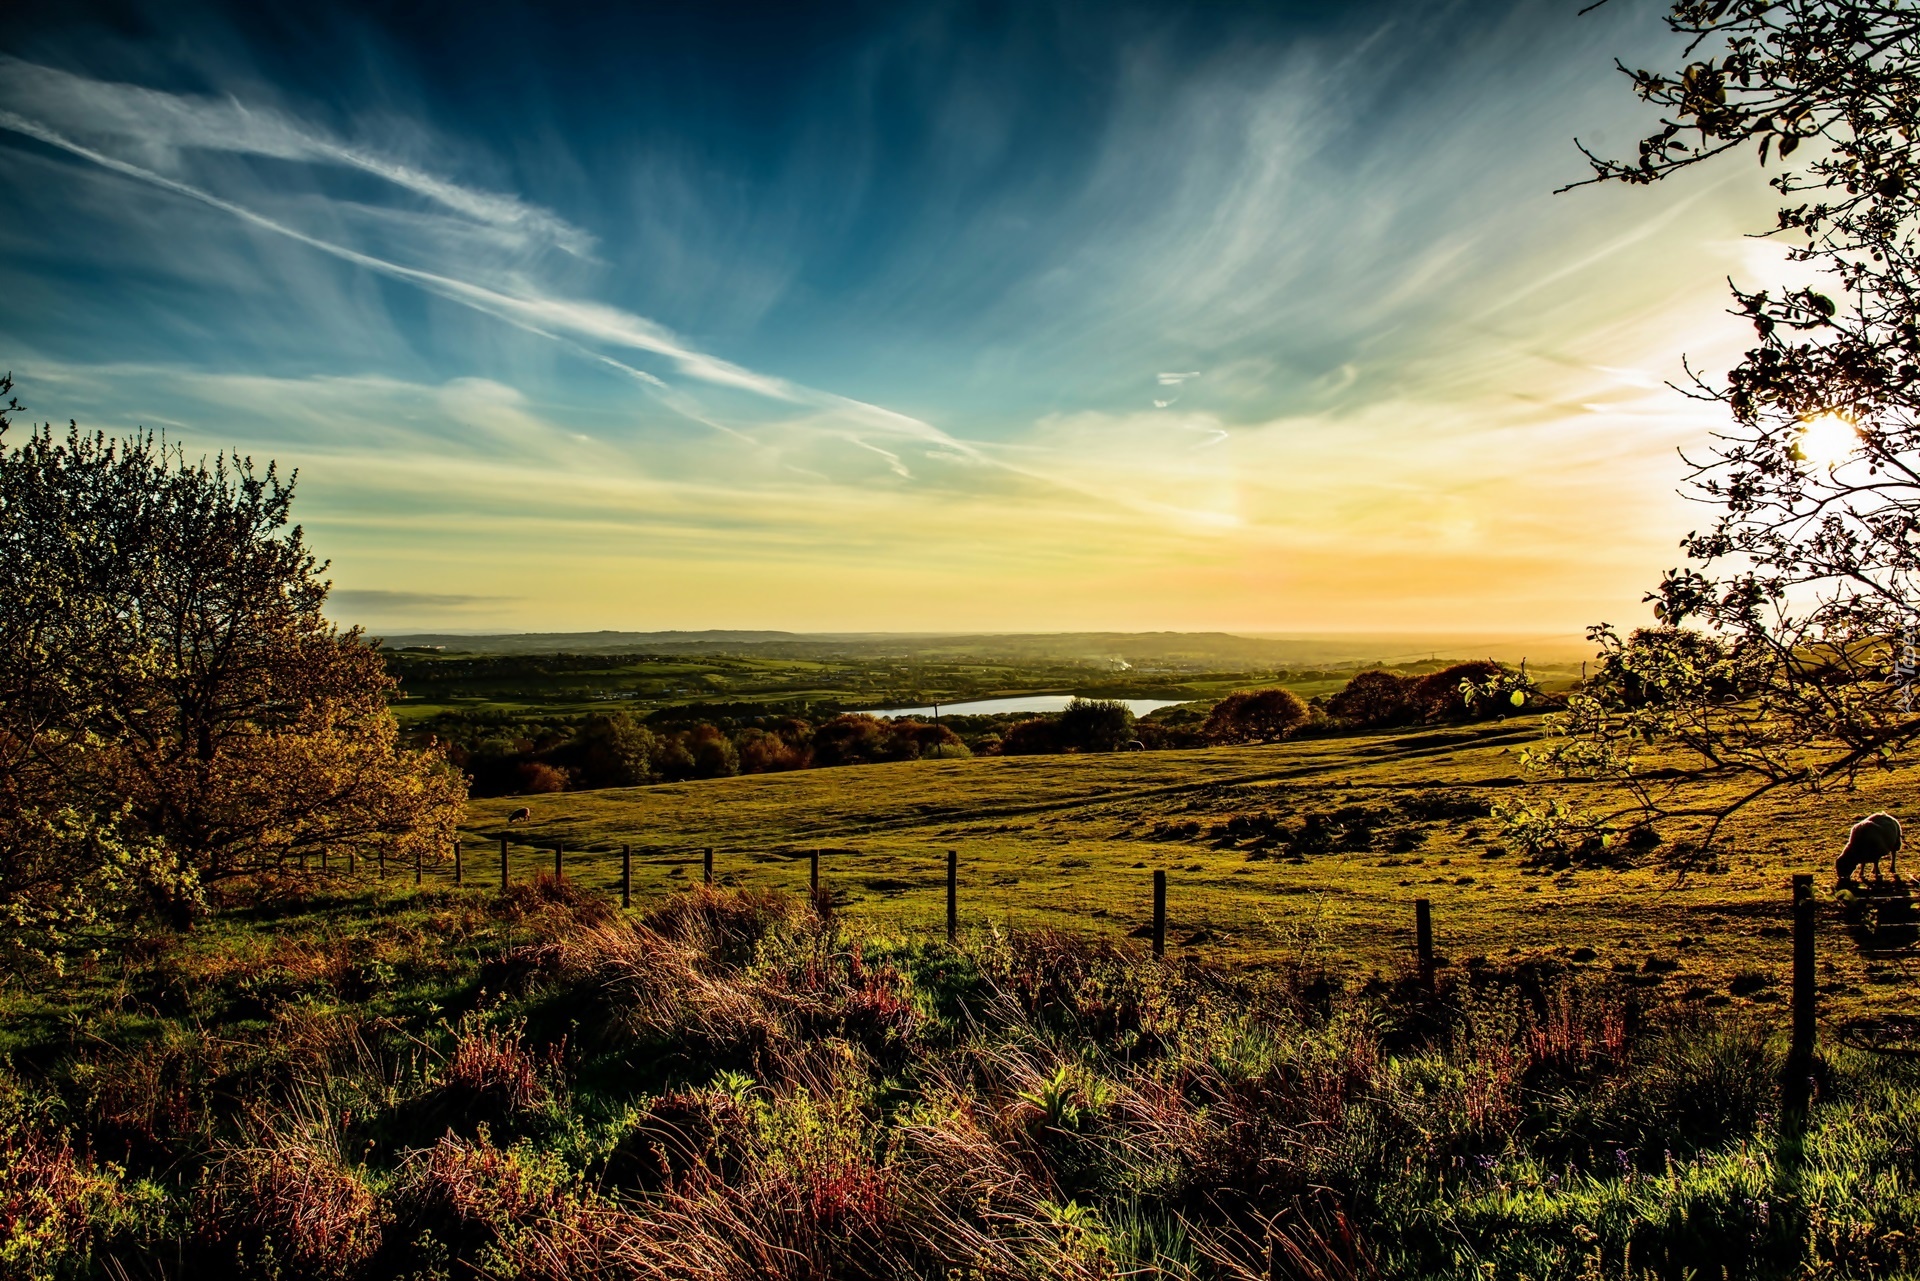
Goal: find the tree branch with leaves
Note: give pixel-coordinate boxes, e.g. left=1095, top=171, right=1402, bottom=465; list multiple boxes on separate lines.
left=1522, top=0, right=1920, bottom=856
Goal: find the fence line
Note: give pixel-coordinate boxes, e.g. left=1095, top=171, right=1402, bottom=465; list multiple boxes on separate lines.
left=304, top=835, right=1826, bottom=1070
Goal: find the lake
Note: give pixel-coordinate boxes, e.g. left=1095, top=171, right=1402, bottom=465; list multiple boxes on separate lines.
left=860, top=695, right=1191, bottom=720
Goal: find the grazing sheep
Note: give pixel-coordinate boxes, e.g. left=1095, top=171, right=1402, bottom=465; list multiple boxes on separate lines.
left=1837, top=812, right=1902, bottom=885
left=508, top=806, right=532, bottom=824
left=1124, top=739, right=1146, bottom=752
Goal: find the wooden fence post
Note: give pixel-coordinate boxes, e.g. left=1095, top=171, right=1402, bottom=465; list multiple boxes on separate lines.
left=621, top=844, right=631, bottom=909
left=811, top=848, right=820, bottom=895
left=454, top=840, right=463, bottom=885
left=554, top=844, right=563, bottom=882
left=415, top=845, right=422, bottom=886
left=704, top=846, right=714, bottom=886
left=1152, top=870, right=1166, bottom=959
left=947, top=849, right=958, bottom=944
left=379, top=849, right=386, bottom=878
left=499, top=835, right=508, bottom=891
left=348, top=846, right=356, bottom=877
left=299, top=850, right=307, bottom=875
left=321, top=847, right=329, bottom=876
left=1790, top=874, right=1816, bottom=1095
left=1415, top=898, right=1435, bottom=990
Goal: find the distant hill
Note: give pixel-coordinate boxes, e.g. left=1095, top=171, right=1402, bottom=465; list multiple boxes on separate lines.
left=375, top=629, right=1591, bottom=668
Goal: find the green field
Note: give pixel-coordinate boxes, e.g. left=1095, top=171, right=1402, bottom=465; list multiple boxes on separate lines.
left=12, top=715, right=1920, bottom=1278
left=380, top=633, right=1587, bottom=724
left=455, top=715, right=1920, bottom=1036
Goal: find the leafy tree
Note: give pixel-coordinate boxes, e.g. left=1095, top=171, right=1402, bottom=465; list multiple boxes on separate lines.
left=682, top=725, right=740, bottom=778
left=571, top=713, right=660, bottom=787
left=999, top=717, right=1065, bottom=756
left=736, top=727, right=809, bottom=773
left=1203, top=689, right=1310, bottom=743
left=1056, top=698, right=1136, bottom=752
left=1327, top=670, right=1418, bottom=727
left=1411, top=661, right=1520, bottom=722
left=0, top=390, right=465, bottom=928
left=811, top=714, right=892, bottom=767
left=1525, top=0, right=1920, bottom=844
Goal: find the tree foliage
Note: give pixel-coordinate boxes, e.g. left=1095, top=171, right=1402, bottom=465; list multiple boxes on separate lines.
left=1534, top=0, right=1920, bottom=843
left=1057, top=698, right=1136, bottom=752
left=1203, top=688, right=1310, bottom=743
left=0, top=384, right=465, bottom=940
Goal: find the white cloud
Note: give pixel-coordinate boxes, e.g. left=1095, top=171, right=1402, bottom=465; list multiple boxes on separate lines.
left=0, top=55, right=595, bottom=257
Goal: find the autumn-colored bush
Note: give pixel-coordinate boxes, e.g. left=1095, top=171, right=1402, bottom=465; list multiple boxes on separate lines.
left=514, top=761, right=570, bottom=794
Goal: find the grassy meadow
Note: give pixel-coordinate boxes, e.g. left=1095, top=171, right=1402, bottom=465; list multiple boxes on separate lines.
left=461, top=715, right=1920, bottom=1037
left=10, top=712, right=1920, bottom=1279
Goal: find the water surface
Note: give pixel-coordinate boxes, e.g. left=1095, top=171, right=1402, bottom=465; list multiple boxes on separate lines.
left=861, top=695, right=1189, bottom=719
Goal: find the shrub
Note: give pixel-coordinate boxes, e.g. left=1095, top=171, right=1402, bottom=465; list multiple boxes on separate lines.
left=0, top=1099, right=128, bottom=1278
left=195, top=1123, right=383, bottom=1279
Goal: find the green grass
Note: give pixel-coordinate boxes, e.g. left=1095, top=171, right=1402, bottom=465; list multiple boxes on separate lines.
left=5, top=877, right=1920, bottom=1279
left=457, top=716, right=1920, bottom=1032
left=385, top=644, right=1579, bottom=725
left=9, top=716, right=1918, bottom=1277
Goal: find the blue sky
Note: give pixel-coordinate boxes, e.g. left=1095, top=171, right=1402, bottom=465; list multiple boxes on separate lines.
left=0, top=0, right=1791, bottom=634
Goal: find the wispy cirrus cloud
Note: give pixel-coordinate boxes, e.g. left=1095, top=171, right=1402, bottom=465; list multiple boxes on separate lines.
left=0, top=1, right=1798, bottom=632
left=0, top=54, right=595, bottom=257
left=0, top=56, right=1153, bottom=515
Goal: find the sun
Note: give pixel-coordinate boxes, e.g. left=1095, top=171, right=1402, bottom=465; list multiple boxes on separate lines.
left=1795, top=412, right=1860, bottom=468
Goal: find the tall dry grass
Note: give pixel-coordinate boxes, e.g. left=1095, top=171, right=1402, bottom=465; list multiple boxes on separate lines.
left=4, top=881, right=1918, bottom=1279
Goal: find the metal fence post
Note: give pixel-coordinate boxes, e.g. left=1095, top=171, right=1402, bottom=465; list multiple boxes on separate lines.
left=947, top=849, right=958, bottom=943
left=621, top=843, right=632, bottom=909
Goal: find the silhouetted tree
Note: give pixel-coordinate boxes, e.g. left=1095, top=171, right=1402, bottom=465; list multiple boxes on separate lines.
left=1056, top=698, right=1136, bottom=752
left=1326, top=670, right=1418, bottom=727
left=1409, top=662, right=1509, bottom=722
left=1532, top=0, right=1920, bottom=844
left=999, top=717, right=1065, bottom=756
left=1203, top=689, right=1310, bottom=743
